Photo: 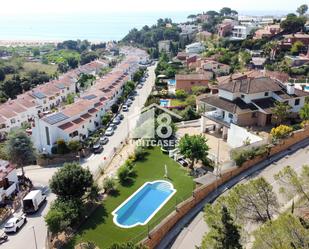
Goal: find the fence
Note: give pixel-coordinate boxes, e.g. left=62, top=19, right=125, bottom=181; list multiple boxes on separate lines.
left=175, top=119, right=200, bottom=128
left=140, top=125, right=309, bottom=249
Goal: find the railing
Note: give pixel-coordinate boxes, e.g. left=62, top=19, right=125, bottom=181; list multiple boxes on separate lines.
left=4, top=182, right=16, bottom=197
left=204, top=111, right=231, bottom=127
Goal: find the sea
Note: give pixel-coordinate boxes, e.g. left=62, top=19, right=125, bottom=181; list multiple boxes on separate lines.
left=0, top=10, right=289, bottom=42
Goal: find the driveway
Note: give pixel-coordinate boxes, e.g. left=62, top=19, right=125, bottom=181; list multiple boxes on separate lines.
left=168, top=141, right=309, bottom=249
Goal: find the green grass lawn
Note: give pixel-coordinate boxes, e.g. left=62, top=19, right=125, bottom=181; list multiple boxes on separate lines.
left=67, top=147, right=194, bottom=249
left=23, top=62, right=58, bottom=75
left=170, top=99, right=187, bottom=107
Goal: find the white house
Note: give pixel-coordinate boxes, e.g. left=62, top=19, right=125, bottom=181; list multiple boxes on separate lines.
left=185, top=42, right=205, bottom=54
left=231, top=25, right=255, bottom=40
left=0, top=160, right=18, bottom=203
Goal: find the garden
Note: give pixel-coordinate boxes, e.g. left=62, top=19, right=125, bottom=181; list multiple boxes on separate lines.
left=66, top=147, right=194, bottom=249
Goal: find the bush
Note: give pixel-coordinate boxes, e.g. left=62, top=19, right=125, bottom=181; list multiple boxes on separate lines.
left=231, top=145, right=269, bottom=166
left=56, top=139, right=70, bottom=154
left=270, top=125, right=293, bottom=140
left=67, top=140, right=81, bottom=152
left=134, top=146, right=147, bottom=161
left=175, top=89, right=188, bottom=99
left=117, top=162, right=136, bottom=185
left=102, top=177, right=117, bottom=194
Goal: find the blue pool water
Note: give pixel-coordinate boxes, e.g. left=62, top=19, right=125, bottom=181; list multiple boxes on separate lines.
left=167, top=79, right=176, bottom=85
left=160, top=99, right=170, bottom=107
left=112, top=181, right=176, bottom=228
left=305, top=86, right=309, bottom=91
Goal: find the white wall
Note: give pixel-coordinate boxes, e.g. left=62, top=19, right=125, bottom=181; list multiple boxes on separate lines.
left=227, top=123, right=263, bottom=148
left=218, top=89, right=236, bottom=101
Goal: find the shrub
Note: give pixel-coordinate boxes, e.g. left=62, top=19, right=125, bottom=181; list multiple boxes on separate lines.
left=175, top=89, right=188, bottom=99
left=231, top=145, right=269, bottom=167
left=134, top=146, right=147, bottom=161
left=56, top=139, right=70, bottom=154
left=270, top=125, right=293, bottom=140
left=102, top=177, right=117, bottom=194
left=67, top=140, right=81, bottom=152
left=117, top=162, right=136, bottom=185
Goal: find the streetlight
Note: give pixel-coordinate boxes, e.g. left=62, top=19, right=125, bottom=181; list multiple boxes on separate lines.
left=29, top=226, right=38, bottom=249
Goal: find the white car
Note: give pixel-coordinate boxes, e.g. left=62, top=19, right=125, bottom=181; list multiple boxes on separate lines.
left=137, top=84, right=143, bottom=89
left=4, top=214, right=27, bottom=233
left=105, top=127, right=114, bottom=136
left=122, top=105, right=129, bottom=112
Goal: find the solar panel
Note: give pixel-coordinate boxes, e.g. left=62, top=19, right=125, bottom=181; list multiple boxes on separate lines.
left=32, top=91, right=46, bottom=99
left=43, top=113, right=69, bottom=125
left=83, top=94, right=97, bottom=100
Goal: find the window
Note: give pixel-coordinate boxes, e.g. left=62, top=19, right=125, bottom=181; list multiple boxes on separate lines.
left=295, top=99, right=300, bottom=106
left=45, top=127, right=50, bottom=146
left=264, top=92, right=269, bottom=96
left=252, top=112, right=257, bottom=118
left=228, top=113, right=233, bottom=119
left=10, top=119, right=16, bottom=124
left=241, top=94, right=245, bottom=99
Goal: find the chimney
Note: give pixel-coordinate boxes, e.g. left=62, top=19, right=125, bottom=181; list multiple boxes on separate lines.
left=287, top=83, right=295, bottom=95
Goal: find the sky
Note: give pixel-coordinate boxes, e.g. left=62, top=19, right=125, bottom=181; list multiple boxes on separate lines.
left=0, top=0, right=306, bottom=16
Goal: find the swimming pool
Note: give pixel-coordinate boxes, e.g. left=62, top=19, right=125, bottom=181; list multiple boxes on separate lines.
left=305, top=86, right=309, bottom=91
left=112, top=180, right=176, bottom=228
left=167, top=79, right=176, bottom=85
left=160, top=99, right=170, bottom=107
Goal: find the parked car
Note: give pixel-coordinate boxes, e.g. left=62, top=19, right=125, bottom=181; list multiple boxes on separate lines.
left=105, top=127, right=114, bottom=136
left=109, top=124, right=117, bottom=130
left=122, top=105, right=129, bottom=112
left=4, top=214, right=27, bottom=233
left=0, top=230, right=8, bottom=244
left=137, top=84, right=143, bottom=89
left=100, top=136, right=109, bottom=145
left=22, top=190, right=46, bottom=214
left=117, top=114, right=124, bottom=120
left=92, top=143, right=103, bottom=154
left=112, top=117, right=121, bottom=125
left=126, top=99, right=132, bottom=106
left=129, top=95, right=135, bottom=101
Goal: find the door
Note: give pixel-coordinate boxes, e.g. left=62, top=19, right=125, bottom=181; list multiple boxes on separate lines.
left=266, top=114, right=272, bottom=125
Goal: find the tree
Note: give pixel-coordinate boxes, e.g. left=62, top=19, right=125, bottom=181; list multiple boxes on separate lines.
left=67, top=56, right=79, bottom=69
left=178, top=134, right=209, bottom=168
left=45, top=198, right=83, bottom=235
left=6, top=130, right=35, bottom=176
left=271, top=101, right=291, bottom=124
left=291, top=41, right=304, bottom=55
left=80, top=51, right=98, bottom=65
left=175, top=89, right=188, bottom=99
left=252, top=213, right=309, bottom=249
left=187, top=14, right=197, bottom=21
left=0, top=68, right=5, bottom=81
left=202, top=206, right=242, bottom=249
left=300, top=103, right=309, bottom=120
left=274, top=165, right=309, bottom=204
left=49, top=162, right=93, bottom=199
left=101, top=112, right=113, bottom=126
left=220, top=7, right=232, bottom=16
left=296, top=4, right=308, bottom=16
left=280, top=13, right=306, bottom=32
left=111, top=104, right=119, bottom=114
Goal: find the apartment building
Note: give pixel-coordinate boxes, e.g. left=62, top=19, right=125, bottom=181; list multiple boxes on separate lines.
left=231, top=25, right=255, bottom=40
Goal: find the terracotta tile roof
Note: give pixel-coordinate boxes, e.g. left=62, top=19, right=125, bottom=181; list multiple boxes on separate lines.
left=176, top=73, right=211, bottom=81
left=200, top=96, right=258, bottom=114
left=218, top=77, right=282, bottom=94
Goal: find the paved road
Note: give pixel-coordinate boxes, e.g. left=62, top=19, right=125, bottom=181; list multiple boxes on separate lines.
left=165, top=139, right=309, bottom=249
left=1, top=64, right=156, bottom=249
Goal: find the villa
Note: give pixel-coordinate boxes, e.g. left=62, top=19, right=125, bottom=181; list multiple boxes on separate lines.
left=185, top=42, right=205, bottom=54
left=175, top=73, right=212, bottom=92
left=254, top=24, right=281, bottom=39
left=199, top=76, right=309, bottom=139
left=196, top=59, right=230, bottom=76
left=280, top=33, right=309, bottom=49
left=0, top=160, right=18, bottom=203
left=230, top=24, right=255, bottom=40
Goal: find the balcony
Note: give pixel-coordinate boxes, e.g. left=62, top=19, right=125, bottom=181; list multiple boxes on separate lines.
left=203, top=110, right=233, bottom=128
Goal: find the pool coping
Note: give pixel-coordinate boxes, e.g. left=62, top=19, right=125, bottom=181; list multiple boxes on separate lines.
left=112, top=180, right=177, bottom=228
